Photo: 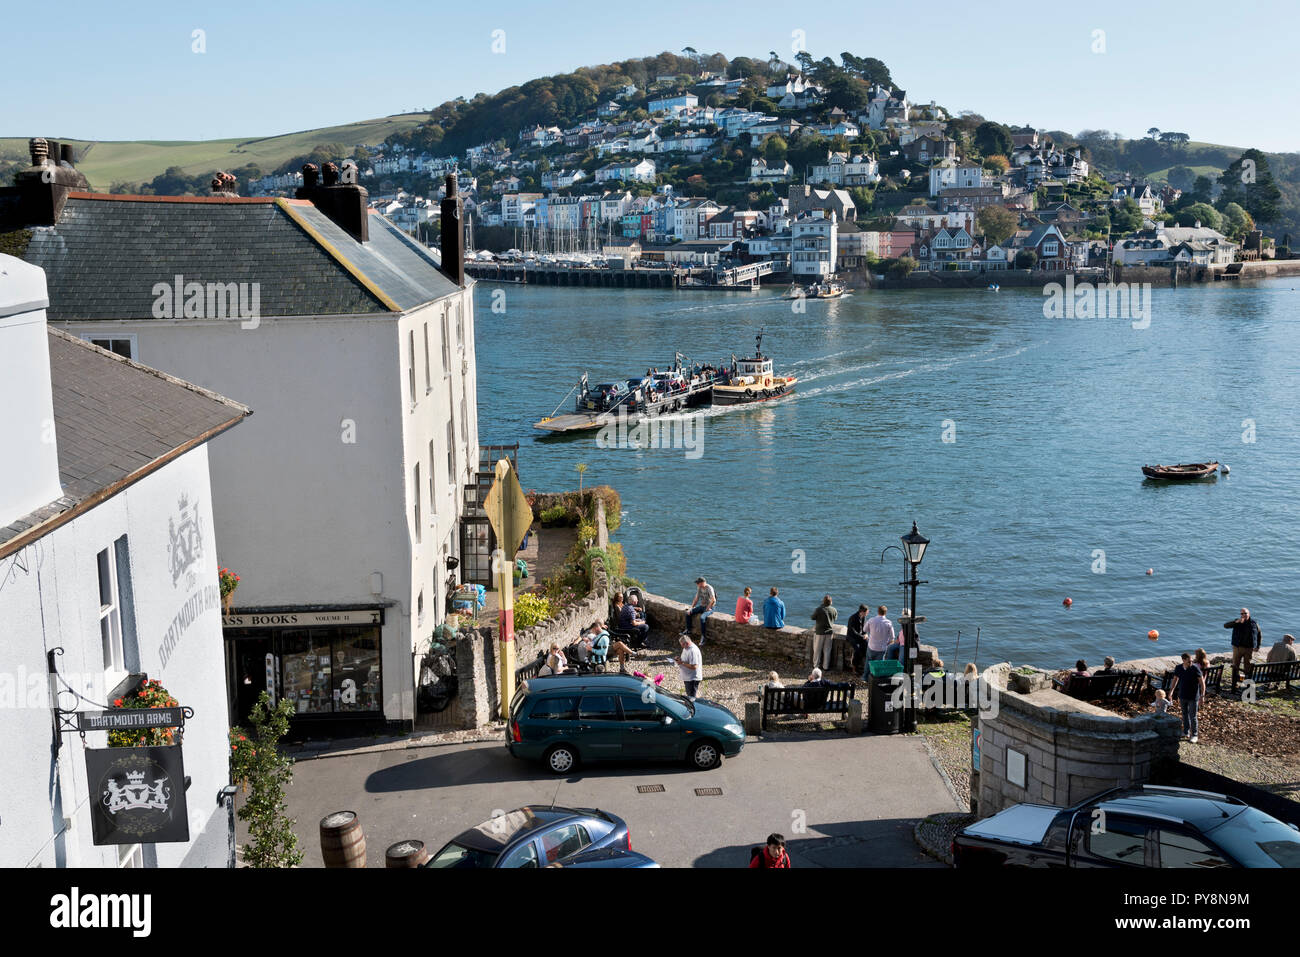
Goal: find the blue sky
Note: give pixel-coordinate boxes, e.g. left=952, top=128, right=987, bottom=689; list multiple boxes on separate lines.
left=6, top=0, right=1298, bottom=152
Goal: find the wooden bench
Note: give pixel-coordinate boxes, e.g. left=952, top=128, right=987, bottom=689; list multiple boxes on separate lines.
left=1238, top=659, right=1300, bottom=691
left=1155, top=664, right=1224, bottom=694
left=516, top=651, right=546, bottom=684
left=1051, top=671, right=1149, bottom=700
left=761, top=683, right=855, bottom=731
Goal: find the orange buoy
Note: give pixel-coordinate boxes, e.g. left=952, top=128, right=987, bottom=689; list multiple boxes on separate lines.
left=1148, top=629, right=1159, bottom=641
left=1063, top=597, right=1072, bottom=607
left=1146, top=568, right=1154, bottom=575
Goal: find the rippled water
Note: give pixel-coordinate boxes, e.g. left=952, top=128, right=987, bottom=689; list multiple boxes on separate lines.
left=474, top=281, right=1300, bottom=669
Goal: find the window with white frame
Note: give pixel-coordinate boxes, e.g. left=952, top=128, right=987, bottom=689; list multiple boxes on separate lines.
left=446, top=420, right=456, bottom=486
left=408, top=331, right=418, bottom=406
left=118, top=844, right=143, bottom=868
left=413, top=463, right=422, bottom=543
left=422, top=322, right=432, bottom=392
left=85, top=335, right=137, bottom=360
left=441, top=306, right=452, bottom=374
left=428, top=440, right=437, bottom=521
left=97, top=546, right=124, bottom=680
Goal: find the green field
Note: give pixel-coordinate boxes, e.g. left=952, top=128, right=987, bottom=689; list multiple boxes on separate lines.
left=0, top=114, right=427, bottom=190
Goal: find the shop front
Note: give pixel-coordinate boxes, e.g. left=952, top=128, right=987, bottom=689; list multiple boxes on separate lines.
left=223, top=607, right=386, bottom=736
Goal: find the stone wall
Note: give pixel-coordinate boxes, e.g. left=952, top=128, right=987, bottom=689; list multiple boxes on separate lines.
left=639, top=591, right=940, bottom=670
left=974, top=663, right=1181, bottom=818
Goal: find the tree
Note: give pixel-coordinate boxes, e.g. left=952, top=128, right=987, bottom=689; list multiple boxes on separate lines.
left=1219, top=149, right=1282, bottom=224
left=1176, top=202, right=1222, bottom=231
left=974, top=121, right=1012, bottom=158
left=232, top=693, right=303, bottom=868
left=1014, top=249, right=1038, bottom=269
left=575, top=462, right=588, bottom=492
left=1147, top=127, right=1161, bottom=140
left=1166, top=165, right=1195, bottom=191
left=762, top=134, right=788, bottom=162
left=1220, top=202, right=1254, bottom=240
left=887, top=256, right=917, bottom=278
left=977, top=205, right=1017, bottom=245
left=1190, top=175, right=1214, bottom=203
left=983, top=154, right=1010, bottom=175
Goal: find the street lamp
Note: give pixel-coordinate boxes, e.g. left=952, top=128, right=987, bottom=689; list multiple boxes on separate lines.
left=898, top=522, right=930, bottom=733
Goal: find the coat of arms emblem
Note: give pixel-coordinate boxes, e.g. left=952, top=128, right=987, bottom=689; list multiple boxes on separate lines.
left=168, top=493, right=203, bottom=588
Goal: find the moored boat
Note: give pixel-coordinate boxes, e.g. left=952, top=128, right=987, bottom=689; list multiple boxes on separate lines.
left=1141, top=462, right=1219, bottom=480
left=711, top=331, right=797, bottom=407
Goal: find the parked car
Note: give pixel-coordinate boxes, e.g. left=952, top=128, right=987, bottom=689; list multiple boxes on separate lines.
left=952, top=785, right=1300, bottom=868
left=547, top=847, right=660, bottom=868
left=507, top=673, right=746, bottom=774
left=423, top=806, right=631, bottom=869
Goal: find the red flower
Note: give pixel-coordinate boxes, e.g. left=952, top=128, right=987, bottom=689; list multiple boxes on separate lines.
left=113, top=698, right=124, bottom=707
left=232, top=744, right=238, bottom=751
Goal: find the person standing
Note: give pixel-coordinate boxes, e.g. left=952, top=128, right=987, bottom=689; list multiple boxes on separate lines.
left=1168, top=651, right=1206, bottom=743
left=763, top=587, right=786, bottom=629
left=1224, top=607, right=1262, bottom=688
left=864, top=606, right=895, bottom=676
left=684, top=576, right=717, bottom=646
left=810, top=595, right=837, bottom=671
left=846, top=604, right=870, bottom=677
left=735, top=586, right=755, bottom=624
left=748, top=833, right=791, bottom=868
left=675, top=633, right=703, bottom=701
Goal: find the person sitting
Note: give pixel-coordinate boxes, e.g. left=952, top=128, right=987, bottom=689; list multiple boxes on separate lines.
left=1267, top=634, right=1297, bottom=663
left=1067, top=660, right=1089, bottom=689
left=589, top=619, right=633, bottom=674
left=735, top=587, right=756, bottom=624
left=539, top=642, right=567, bottom=676
left=802, top=667, right=831, bottom=713
left=1095, top=656, right=1117, bottom=675
left=614, top=593, right=650, bottom=647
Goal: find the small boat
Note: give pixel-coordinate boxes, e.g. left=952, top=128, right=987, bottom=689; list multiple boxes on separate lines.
left=711, top=330, right=796, bottom=407
left=1141, top=462, right=1219, bottom=480
left=806, top=280, right=845, bottom=299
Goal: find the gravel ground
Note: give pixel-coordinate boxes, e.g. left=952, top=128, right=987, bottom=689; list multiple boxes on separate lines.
left=916, top=711, right=975, bottom=807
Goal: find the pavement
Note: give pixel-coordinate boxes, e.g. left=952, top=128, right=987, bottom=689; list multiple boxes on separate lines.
left=271, top=731, right=962, bottom=868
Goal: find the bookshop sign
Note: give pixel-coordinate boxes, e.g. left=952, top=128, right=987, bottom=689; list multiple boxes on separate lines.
left=222, top=609, right=382, bottom=628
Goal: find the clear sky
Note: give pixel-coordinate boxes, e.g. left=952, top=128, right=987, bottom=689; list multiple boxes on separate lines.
left=5, top=0, right=1298, bottom=152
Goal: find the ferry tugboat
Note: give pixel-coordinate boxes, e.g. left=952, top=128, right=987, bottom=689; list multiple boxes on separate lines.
left=711, top=331, right=797, bottom=406
left=534, top=353, right=720, bottom=433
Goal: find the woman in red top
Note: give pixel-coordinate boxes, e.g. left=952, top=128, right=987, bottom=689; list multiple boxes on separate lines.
left=748, top=833, right=791, bottom=868
left=735, top=587, right=755, bottom=624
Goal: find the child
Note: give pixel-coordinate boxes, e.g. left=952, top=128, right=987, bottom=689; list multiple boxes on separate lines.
left=1152, top=689, right=1170, bottom=715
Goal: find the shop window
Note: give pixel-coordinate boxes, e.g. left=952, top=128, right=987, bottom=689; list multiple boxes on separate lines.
left=280, top=629, right=334, bottom=714
left=332, top=627, right=382, bottom=713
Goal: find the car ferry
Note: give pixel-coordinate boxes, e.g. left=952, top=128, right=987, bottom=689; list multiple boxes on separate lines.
left=534, top=354, right=721, bottom=434
left=711, top=331, right=797, bottom=407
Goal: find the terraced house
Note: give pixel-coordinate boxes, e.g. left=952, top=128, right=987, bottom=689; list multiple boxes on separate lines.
left=2, top=140, right=482, bottom=737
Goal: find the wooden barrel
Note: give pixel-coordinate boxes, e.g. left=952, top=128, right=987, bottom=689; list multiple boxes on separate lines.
left=385, top=840, right=430, bottom=868
left=320, top=811, right=366, bottom=868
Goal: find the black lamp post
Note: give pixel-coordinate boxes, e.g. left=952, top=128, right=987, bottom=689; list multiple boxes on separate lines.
left=898, top=521, right=930, bottom=733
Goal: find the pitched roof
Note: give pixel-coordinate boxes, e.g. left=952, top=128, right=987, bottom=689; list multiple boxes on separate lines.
left=22, top=193, right=459, bottom=321
left=1, top=330, right=250, bottom=556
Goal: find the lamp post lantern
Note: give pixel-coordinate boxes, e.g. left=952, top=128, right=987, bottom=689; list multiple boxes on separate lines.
left=898, top=521, right=930, bottom=733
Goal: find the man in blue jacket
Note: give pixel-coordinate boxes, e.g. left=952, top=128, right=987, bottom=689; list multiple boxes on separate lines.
left=1225, top=607, right=1262, bottom=688
left=763, top=587, right=786, bottom=629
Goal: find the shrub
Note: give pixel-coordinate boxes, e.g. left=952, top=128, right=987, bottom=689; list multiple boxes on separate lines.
left=514, top=592, right=555, bottom=629
left=588, top=486, right=622, bottom=531
left=232, top=693, right=303, bottom=868
left=538, top=504, right=570, bottom=526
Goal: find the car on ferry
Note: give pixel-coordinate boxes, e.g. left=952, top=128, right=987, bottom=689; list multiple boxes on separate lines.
left=506, top=673, right=746, bottom=774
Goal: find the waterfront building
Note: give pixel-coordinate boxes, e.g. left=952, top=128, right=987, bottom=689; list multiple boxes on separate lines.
left=6, top=142, right=481, bottom=736
left=792, top=208, right=838, bottom=278
left=1113, top=223, right=1238, bottom=266
left=0, top=254, right=248, bottom=867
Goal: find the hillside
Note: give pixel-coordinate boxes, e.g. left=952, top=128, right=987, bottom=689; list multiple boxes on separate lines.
left=0, top=114, right=427, bottom=191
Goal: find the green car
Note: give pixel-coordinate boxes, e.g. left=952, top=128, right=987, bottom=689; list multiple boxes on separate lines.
left=507, top=673, right=746, bottom=774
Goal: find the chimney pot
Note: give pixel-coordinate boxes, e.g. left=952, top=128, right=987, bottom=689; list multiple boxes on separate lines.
left=28, top=137, right=49, bottom=166
left=322, top=162, right=340, bottom=186
left=302, top=164, right=320, bottom=188
left=59, top=143, right=75, bottom=166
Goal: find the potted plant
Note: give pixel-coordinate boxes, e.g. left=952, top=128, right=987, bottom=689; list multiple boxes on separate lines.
left=108, top=678, right=181, bottom=748
left=1009, top=667, right=1045, bottom=694
left=219, top=566, right=240, bottom=613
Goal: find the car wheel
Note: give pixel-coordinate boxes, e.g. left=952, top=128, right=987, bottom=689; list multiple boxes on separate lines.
left=688, top=739, right=722, bottom=770
left=545, top=744, right=578, bottom=775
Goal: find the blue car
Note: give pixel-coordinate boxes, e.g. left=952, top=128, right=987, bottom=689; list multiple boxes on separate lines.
left=507, top=673, right=746, bottom=774
left=423, top=806, right=632, bottom=869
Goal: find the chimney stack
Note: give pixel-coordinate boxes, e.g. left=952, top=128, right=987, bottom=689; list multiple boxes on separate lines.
left=59, top=143, right=75, bottom=166
left=439, top=174, right=464, bottom=286
left=295, top=160, right=368, bottom=243
left=5, top=136, right=90, bottom=227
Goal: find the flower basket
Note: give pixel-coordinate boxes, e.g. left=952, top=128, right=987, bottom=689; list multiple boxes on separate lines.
left=220, top=566, right=240, bottom=614
left=108, top=678, right=181, bottom=748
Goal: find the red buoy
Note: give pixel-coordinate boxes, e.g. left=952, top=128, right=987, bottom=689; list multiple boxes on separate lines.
left=1148, top=629, right=1159, bottom=641
left=1063, top=597, right=1073, bottom=607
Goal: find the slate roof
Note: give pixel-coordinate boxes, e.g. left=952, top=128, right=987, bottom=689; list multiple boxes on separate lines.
left=22, top=193, right=458, bottom=321
left=1, top=330, right=250, bottom=555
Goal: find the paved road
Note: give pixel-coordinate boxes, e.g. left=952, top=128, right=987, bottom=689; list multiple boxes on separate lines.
left=276, top=732, right=961, bottom=867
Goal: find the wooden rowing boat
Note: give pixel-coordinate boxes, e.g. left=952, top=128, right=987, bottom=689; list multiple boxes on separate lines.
left=1141, top=462, right=1219, bottom=480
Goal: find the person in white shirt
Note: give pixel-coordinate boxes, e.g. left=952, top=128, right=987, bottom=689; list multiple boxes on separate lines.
left=864, top=606, right=896, bottom=677
left=675, top=634, right=703, bottom=700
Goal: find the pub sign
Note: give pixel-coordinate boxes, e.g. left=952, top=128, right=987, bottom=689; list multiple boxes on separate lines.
left=84, top=745, right=190, bottom=846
